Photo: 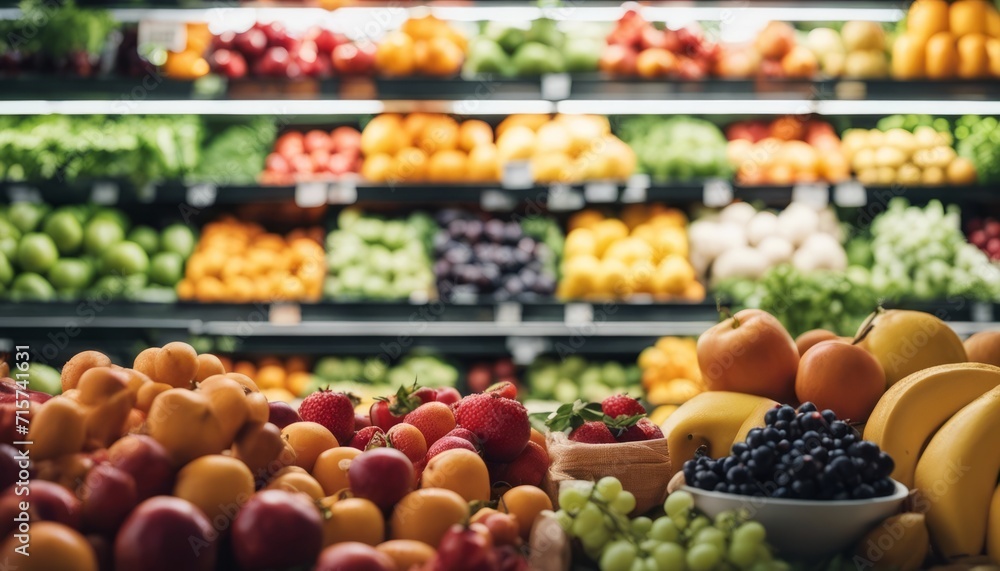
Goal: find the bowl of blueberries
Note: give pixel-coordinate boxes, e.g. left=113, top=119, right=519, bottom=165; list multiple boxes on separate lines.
left=681, top=403, right=908, bottom=559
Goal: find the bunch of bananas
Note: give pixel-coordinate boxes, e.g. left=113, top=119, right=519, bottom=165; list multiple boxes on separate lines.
left=864, top=362, right=1000, bottom=563
left=639, top=337, right=704, bottom=419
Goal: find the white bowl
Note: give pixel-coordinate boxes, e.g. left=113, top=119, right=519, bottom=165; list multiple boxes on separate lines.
left=682, top=480, right=908, bottom=560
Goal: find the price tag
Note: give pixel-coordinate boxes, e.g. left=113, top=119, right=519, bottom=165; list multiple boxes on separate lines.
left=496, top=302, right=522, bottom=325
left=138, top=20, right=187, bottom=52
left=0, top=339, right=11, bottom=352
left=295, top=181, right=329, bottom=208
left=833, top=181, right=867, bottom=207
left=502, top=162, right=533, bottom=190
left=835, top=81, right=867, bottom=100
left=792, top=183, right=830, bottom=209
left=481, top=189, right=516, bottom=212
left=186, top=183, right=216, bottom=208
left=584, top=182, right=618, bottom=203
left=6, top=185, right=42, bottom=203
left=408, top=290, right=430, bottom=304
left=90, top=181, right=119, bottom=205
left=506, top=336, right=549, bottom=366
left=971, top=302, right=994, bottom=323
left=541, top=73, right=572, bottom=100
left=269, top=302, right=302, bottom=325
left=138, top=182, right=156, bottom=203
left=564, top=303, right=593, bottom=326
left=327, top=180, right=358, bottom=205
left=547, top=185, right=584, bottom=211
left=622, top=174, right=650, bottom=204
left=702, top=178, right=733, bottom=207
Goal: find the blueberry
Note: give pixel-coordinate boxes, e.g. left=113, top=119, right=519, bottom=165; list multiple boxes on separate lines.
left=732, top=442, right=749, bottom=456
left=773, top=420, right=789, bottom=432
left=800, top=412, right=825, bottom=432
left=752, top=446, right=774, bottom=465
left=853, top=484, right=875, bottom=499
left=872, top=478, right=895, bottom=497
left=792, top=479, right=817, bottom=499
left=776, top=472, right=792, bottom=487
left=762, top=427, right=781, bottom=443
left=727, top=466, right=750, bottom=484
left=713, top=462, right=727, bottom=477
left=764, top=408, right=779, bottom=426
left=746, top=429, right=765, bottom=449
left=830, top=455, right=855, bottom=479
left=777, top=440, right=792, bottom=453
left=801, top=430, right=821, bottom=446
left=821, top=409, right=838, bottom=423
left=777, top=406, right=796, bottom=422
left=875, top=453, right=895, bottom=478
left=810, top=447, right=830, bottom=463
left=714, top=481, right=729, bottom=493
left=798, top=402, right=818, bottom=413
left=792, top=439, right=807, bottom=452
left=772, top=486, right=791, bottom=499
left=830, top=421, right=850, bottom=438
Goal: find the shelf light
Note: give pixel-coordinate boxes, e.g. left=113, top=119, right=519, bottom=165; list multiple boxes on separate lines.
left=0, top=100, right=386, bottom=116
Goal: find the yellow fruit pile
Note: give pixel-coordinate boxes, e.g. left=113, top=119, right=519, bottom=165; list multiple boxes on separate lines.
left=375, top=15, right=467, bottom=77
left=496, top=114, right=636, bottom=182
left=177, top=217, right=325, bottom=302
left=639, top=337, right=705, bottom=410
left=893, top=0, right=1000, bottom=79
left=360, top=114, right=501, bottom=182
left=557, top=205, right=704, bottom=300
left=230, top=356, right=313, bottom=402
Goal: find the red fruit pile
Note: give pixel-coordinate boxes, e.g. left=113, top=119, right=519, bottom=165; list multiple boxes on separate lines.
left=968, top=217, right=1000, bottom=261
left=261, top=126, right=362, bottom=184
left=602, top=8, right=718, bottom=79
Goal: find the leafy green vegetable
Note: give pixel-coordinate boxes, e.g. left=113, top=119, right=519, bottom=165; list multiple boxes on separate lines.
left=11, top=0, right=116, bottom=58
left=954, top=115, right=1000, bottom=184
left=192, top=118, right=277, bottom=185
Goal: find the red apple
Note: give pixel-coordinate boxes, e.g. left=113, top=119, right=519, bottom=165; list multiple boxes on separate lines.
left=985, top=220, right=1000, bottom=237
left=233, top=28, right=267, bottom=58
left=987, top=237, right=1000, bottom=256
left=268, top=401, right=302, bottom=429
left=311, top=149, right=332, bottom=172
left=970, top=229, right=987, bottom=247
left=412, top=387, right=437, bottom=404
left=274, top=132, right=304, bottom=159
left=290, top=154, right=314, bottom=174
left=330, top=126, right=361, bottom=152
left=259, top=21, right=289, bottom=47
left=434, top=387, right=461, bottom=406
left=304, top=130, right=332, bottom=153
left=327, top=153, right=354, bottom=176
left=213, top=31, right=236, bottom=50
left=265, top=153, right=292, bottom=175
left=308, top=28, right=348, bottom=55
left=347, top=448, right=413, bottom=511
left=258, top=46, right=291, bottom=76
left=332, top=42, right=376, bottom=76
left=80, top=464, right=138, bottom=535
left=232, top=490, right=323, bottom=571
left=315, top=542, right=395, bottom=571
left=675, top=56, right=707, bottom=79
left=0, top=480, right=81, bottom=538
left=209, top=48, right=247, bottom=78
left=106, top=435, right=174, bottom=500
left=115, top=497, right=216, bottom=571
left=639, top=27, right=668, bottom=50
left=600, top=44, right=639, bottom=75
left=296, top=41, right=321, bottom=76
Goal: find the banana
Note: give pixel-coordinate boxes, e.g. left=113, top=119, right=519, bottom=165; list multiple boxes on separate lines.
left=913, top=385, right=1000, bottom=560
left=988, top=483, right=1000, bottom=564
left=863, top=362, right=1000, bottom=488
left=854, top=513, right=929, bottom=571
left=660, top=391, right=777, bottom=477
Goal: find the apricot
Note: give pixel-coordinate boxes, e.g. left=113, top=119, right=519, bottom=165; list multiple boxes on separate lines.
left=194, top=354, right=226, bottom=382
left=204, top=372, right=260, bottom=394
left=964, top=331, right=1000, bottom=367
left=313, top=446, right=361, bottom=496
left=27, top=397, right=86, bottom=461
left=61, top=350, right=112, bottom=392
left=470, top=507, right=500, bottom=523
left=321, top=497, right=385, bottom=547
left=245, top=391, right=269, bottom=423
left=125, top=408, right=145, bottom=433
left=147, top=389, right=230, bottom=466
left=267, top=470, right=325, bottom=500
left=500, top=485, right=553, bottom=539
left=0, top=521, right=97, bottom=571
left=390, top=488, right=468, bottom=546
left=794, top=328, right=840, bottom=356
left=77, top=367, right=130, bottom=405
left=154, top=342, right=199, bottom=388
left=281, top=422, right=339, bottom=472
left=118, top=367, right=153, bottom=397
left=376, top=539, right=436, bottom=570
left=132, top=347, right=160, bottom=380
left=795, top=340, right=885, bottom=423
left=421, top=449, right=490, bottom=502
left=174, top=454, right=255, bottom=523
left=196, top=376, right=249, bottom=443
left=135, top=381, right=172, bottom=413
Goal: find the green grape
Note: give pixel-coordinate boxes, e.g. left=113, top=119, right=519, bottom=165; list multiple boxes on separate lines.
left=664, top=491, right=694, bottom=518
left=555, top=509, right=574, bottom=532
left=727, top=539, right=757, bottom=569
left=596, top=476, right=624, bottom=502
left=693, top=527, right=726, bottom=551
left=686, top=543, right=722, bottom=571
left=573, top=503, right=604, bottom=536
left=600, top=540, right=637, bottom=571
left=733, top=522, right=765, bottom=545
left=631, top=516, right=653, bottom=537
left=640, top=539, right=661, bottom=553
left=560, top=487, right=590, bottom=514
left=649, top=517, right=679, bottom=543
left=652, top=543, right=686, bottom=571
left=713, top=511, right=739, bottom=533
left=754, top=545, right=772, bottom=563
left=640, top=557, right=661, bottom=571
left=671, top=514, right=688, bottom=531
left=582, top=526, right=612, bottom=551
left=611, top=491, right=638, bottom=515
left=688, top=515, right=710, bottom=535
left=749, top=564, right=769, bottom=571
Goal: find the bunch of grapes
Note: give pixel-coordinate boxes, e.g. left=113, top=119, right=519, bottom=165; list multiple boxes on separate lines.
left=555, top=478, right=788, bottom=571
left=684, top=403, right=896, bottom=500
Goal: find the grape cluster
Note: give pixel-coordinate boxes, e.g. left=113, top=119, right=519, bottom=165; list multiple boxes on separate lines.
left=684, top=403, right=896, bottom=501
left=556, top=479, right=788, bottom=571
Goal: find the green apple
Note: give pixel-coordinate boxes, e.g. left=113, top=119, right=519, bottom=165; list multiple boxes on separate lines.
left=10, top=273, right=55, bottom=301
left=43, top=211, right=84, bottom=255
left=128, top=225, right=160, bottom=256
left=84, top=218, right=125, bottom=256
left=0, top=252, right=12, bottom=287
left=47, top=258, right=93, bottom=291
left=148, top=251, right=184, bottom=286
left=101, top=241, right=149, bottom=276
left=160, top=224, right=196, bottom=258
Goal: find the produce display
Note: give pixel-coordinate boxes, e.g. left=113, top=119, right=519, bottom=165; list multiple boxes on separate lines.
left=207, top=23, right=355, bottom=80
left=376, top=15, right=467, bottom=77
left=893, top=0, right=1000, bottom=79
left=225, top=355, right=311, bottom=402
left=954, top=115, right=1000, bottom=184
left=617, top=116, right=730, bottom=182
left=0, top=203, right=194, bottom=301
left=526, top=355, right=641, bottom=403
left=177, top=218, right=325, bottom=302
left=560, top=206, right=702, bottom=301
left=602, top=10, right=717, bottom=78
left=803, top=22, right=890, bottom=78
left=726, top=118, right=848, bottom=184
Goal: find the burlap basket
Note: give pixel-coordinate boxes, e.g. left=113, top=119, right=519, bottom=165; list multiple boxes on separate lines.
left=544, top=431, right=671, bottom=515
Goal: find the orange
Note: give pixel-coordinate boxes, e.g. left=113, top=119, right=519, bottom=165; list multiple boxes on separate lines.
left=194, top=354, right=226, bottom=382
left=426, top=150, right=467, bottom=182
left=155, top=341, right=199, bottom=388
left=261, top=387, right=296, bottom=403
left=233, top=360, right=257, bottom=380
left=466, top=145, right=500, bottom=181
left=0, top=521, right=97, bottom=571
left=278, top=275, right=306, bottom=301
left=286, top=356, right=309, bottom=374
left=176, top=278, right=195, bottom=299
left=256, top=365, right=286, bottom=390
left=386, top=423, right=427, bottom=463
left=195, top=276, right=225, bottom=302
left=458, top=120, right=494, bottom=152
left=287, top=371, right=312, bottom=397
left=500, top=485, right=553, bottom=539
left=174, top=454, right=255, bottom=522
left=226, top=276, right=256, bottom=303
left=419, top=37, right=464, bottom=77
left=376, top=540, right=436, bottom=570
left=414, top=116, right=459, bottom=154
left=266, top=470, right=325, bottom=500
left=421, top=449, right=490, bottom=502
left=321, top=497, right=385, bottom=547
left=281, top=422, right=339, bottom=472
left=391, top=147, right=429, bottom=182
left=220, top=257, right=247, bottom=281
left=390, top=489, right=468, bottom=546
left=313, top=446, right=361, bottom=496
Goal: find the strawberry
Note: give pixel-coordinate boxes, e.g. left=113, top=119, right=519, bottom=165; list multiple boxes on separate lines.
left=637, top=418, right=663, bottom=439
left=615, top=418, right=662, bottom=442
left=349, top=426, right=386, bottom=450
left=601, top=394, right=645, bottom=420
left=498, top=441, right=549, bottom=487
left=404, top=402, right=456, bottom=446
left=444, top=427, right=480, bottom=447
left=427, top=435, right=477, bottom=460
left=454, top=393, right=530, bottom=462
left=298, top=390, right=355, bottom=444
left=486, top=381, right=517, bottom=400
left=369, top=383, right=427, bottom=432
left=569, top=421, right=616, bottom=444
